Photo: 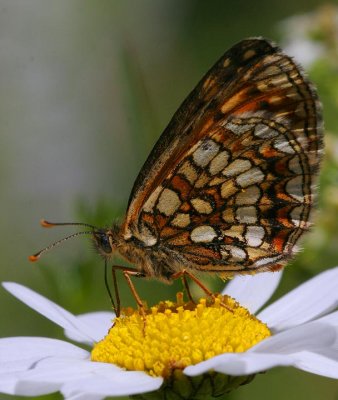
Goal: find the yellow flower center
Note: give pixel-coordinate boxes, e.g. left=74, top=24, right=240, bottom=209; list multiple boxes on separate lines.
left=91, top=293, right=270, bottom=378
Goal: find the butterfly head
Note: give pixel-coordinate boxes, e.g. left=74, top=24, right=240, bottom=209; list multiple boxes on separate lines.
left=28, top=219, right=119, bottom=262
left=92, top=225, right=120, bottom=259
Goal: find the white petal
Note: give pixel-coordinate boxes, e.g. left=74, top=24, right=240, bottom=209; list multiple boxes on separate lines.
left=313, top=348, right=338, bottom=363
left=251, top=322, right=337, bottom=354
left=317, top=310, right=338, bottom=326
left=64, top=312, right=115, bottom=344
left=0, top=337, right=89, bottom=395
left=0, top=339, right=163, bottom=398
left=184, top=352, right=293, bottom=376
left=187, top=349, right=338, bottom=378
left=293, top=351, right=338, bottom=379
left=17, top=356, right=162, bottom=397
left=2, top=282, right=102, bottom=344
left=223, top=270, right=283, bottom=313
left=61, top=371, right=163, bottom=397
left=0, top=337, right=88, bottom=374
left=258, top=267, right=338, bottom=331
left=0, top=375, right=18, bottom=397
left=65, top=394, right=104, bottom=400
left=4, top=359, right=113, bottom=396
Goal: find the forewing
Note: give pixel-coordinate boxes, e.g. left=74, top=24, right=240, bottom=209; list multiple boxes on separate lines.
left=122, top=38, right=323, bottom=274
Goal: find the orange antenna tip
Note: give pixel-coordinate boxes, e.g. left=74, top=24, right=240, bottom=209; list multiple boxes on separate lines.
left=40, top=219, right=55, bottom=228
left=28, top=254, right=40, bottom=262
left=28, top=230, right=93, bottom=262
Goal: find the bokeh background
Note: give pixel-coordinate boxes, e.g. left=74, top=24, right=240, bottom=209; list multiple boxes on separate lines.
left=1, top=1, right=338, bottom=399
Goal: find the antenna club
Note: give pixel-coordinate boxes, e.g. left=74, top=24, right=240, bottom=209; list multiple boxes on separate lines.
left=28, top=254, right=40, bottom=262
left=28, top=230, right=94, bottom=262
left=40, top=219, right=55, bottom=228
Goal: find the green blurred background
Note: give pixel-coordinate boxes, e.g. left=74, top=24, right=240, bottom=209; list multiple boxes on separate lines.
left=1, top=1, right=338, bottom=399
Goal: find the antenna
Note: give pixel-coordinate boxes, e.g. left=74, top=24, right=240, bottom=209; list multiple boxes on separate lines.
left=29, top=219, right=99, bottom=262
left=39, top=219, right=98, bottom=230
left=29, top=218, right=119, bottom=312
left=29, top=231, right=94, bottom=262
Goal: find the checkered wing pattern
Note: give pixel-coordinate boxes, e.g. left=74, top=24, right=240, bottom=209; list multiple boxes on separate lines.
left=122, top=38, right=323, bottom=275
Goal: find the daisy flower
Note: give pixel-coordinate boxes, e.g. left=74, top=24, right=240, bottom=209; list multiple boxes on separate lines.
left=1, top=267, right=338, bottom=400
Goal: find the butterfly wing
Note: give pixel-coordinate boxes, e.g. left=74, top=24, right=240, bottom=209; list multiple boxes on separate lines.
left=122, top=38, right=323, bottom=276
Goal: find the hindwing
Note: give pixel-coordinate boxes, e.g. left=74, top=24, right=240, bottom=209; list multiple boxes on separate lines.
left=121, top=37, right=323, bottom=275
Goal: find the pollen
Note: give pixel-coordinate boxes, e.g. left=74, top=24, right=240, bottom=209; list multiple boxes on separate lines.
left=91, top=293, right=270, bottom=378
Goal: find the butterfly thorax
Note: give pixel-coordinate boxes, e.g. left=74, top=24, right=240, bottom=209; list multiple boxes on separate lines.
left=93, top=224, right=179, bottom=282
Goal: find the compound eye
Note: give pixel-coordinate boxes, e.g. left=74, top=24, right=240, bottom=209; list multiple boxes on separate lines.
left=99, top=234, right=112, bottom=254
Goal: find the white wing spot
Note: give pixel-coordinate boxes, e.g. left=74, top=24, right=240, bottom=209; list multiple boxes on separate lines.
left=191, top=226, right=217, bottom=243
left=252, top=255, right=282, bottom=268
left=191, top=198, right=213, bottom=214
left=236, top=185, right=260, bottom=205
left=229, top=246, right=246, bottom=261
left=193, top=139, right=220, bottom=167
left=223, top=159, right=251, bottom=177
left=254, top=123, right=279, bottom=139
left=157, top=189, right=181, bottom=216
left=274, top=137, right=295, bottom=154
left=236, top=206, right=258, bottom=224
left=171, top=213, right=191, bottom=228
left=236, top=167, right=264, bottom=188
left=245, top=226, right=265, bottom=247
left=209, top=151, right=229, bottom=175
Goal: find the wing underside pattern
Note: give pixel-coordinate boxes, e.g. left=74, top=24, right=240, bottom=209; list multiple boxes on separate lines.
left=122, top=38, right=323, bottom=274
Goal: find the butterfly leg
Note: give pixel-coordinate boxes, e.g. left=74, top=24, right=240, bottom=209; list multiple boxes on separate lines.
left=104, top=259, right=118, bottom=314
left=171, top=270, right=233, bottom=312
left=170, top=270, right=196, bottom=303
left=112, top=264, right=146, bottom=277
left=114, top=267, right=147, bottom=324
left=182, top=273, right=195, bottom=304
left=111, top=268, right=120, bottom=317
left=109, top=265, right=146, bottom=319
left=171, top=269, right=214, bottom=298
left=122, top=270, right=148, bottom=334
left=122, top=270, right=146, bottom=309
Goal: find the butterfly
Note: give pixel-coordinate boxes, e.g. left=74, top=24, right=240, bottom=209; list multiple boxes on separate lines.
left=31, top=37, right=323, bottom=312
